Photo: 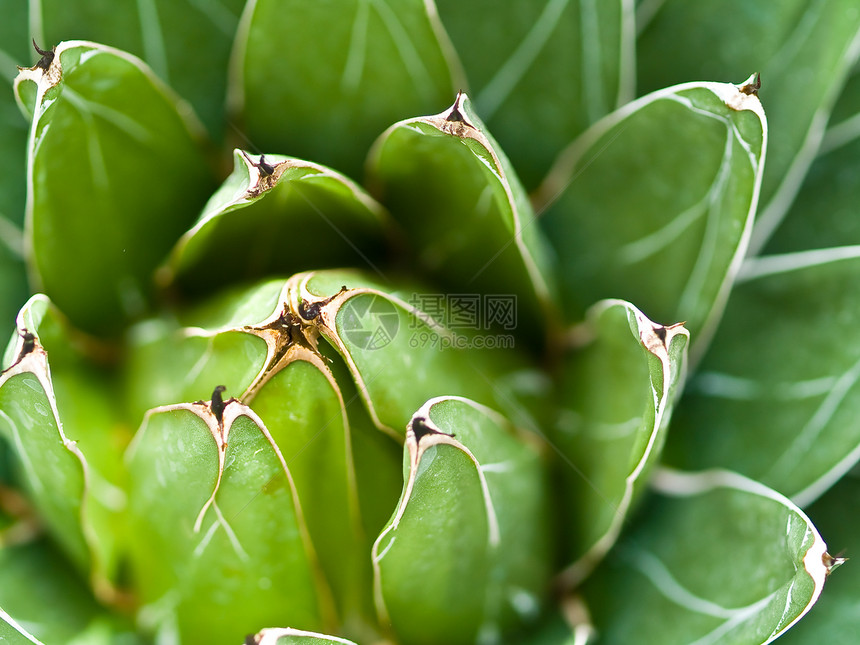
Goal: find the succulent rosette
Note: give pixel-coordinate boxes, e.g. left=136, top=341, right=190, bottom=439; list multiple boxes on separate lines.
left=1, top=2, right=858, bottom=644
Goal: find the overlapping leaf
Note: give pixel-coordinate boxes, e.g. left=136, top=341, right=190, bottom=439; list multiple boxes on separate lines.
left=297, top=271, right=548, bottom=435
left=435, top=0, right=635, bottom=188
left=777, top=471, right=857, bottom=643
left=34, top=0, right=247, bottom=137
left=373, top=397, right=552, bottom=645
left=539, top=78, right=766, bottom=352
left=582, top=468, right=836, bottom=644
left=231, top=0, right=459, bottom=178
left=161, top=149, right=391, bottom=294
left=126, top=398, right=332, bottom=643
left=15, top=41, right=216, bottom=334
left=554, top=300, right=688, bottom=583
left=0, top=296, right=124, bottom=595
left=367, top=93, right=559, bottom=341
left=666, top=249, right=860, bottom=506
left=636, top=0, right=860, bottom=253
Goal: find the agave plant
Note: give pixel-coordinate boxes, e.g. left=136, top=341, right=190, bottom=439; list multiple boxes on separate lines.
left=1, top=1, right=859, bottom=644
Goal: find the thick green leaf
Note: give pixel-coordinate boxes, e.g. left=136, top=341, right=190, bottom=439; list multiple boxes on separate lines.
left=373, top=397, right=552, bottom=645
left=161, top=149, right=392, bottom=294
left=777, top=471, right=856, bottom=644
left=539, top=78, right=766, bottom=350
left=554, top=300, right=688, bottom=582
left=636, top=0, right=860, bottom=254
left=367, top=93, right=559, bottom=341
left=0, top=538, right=143, bottom=645
left=435, top=0, right=635, bottom=188
left=666, top=249, right=860, bottom=506
left=126, top=398, right=332, bottom=643
left=248, top=357, right=374, bottom=635
left=247, top=628, right=360, bottom=645
left=15, top=41, right=216, bottom=334
left=36, top=0, right=246, bottom=138
left=300, top=270, right=550, bottom=436
left=0, top=295, right=122, bottom=595
left=231, top=0, right=459, bottom=178
left=125, top=278, right=400, bottom=636
left=582, top=468, right=834, bottom=645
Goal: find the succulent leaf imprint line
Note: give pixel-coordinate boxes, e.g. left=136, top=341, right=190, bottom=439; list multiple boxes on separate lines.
left=645, top=468, right=830, bottom=644
left=341, top=0, right=370, bottom=92
left=371, top=0, right=435, bottom=98
left=59, top=90, right=109, bottom=190
left=691, top=371, right=837, bottom=401
left=738, top=244, right=860, bottom=282
left=750, top=22, right=860, bottom=255
left=676, top=125, right=735, bottom=318
left=476, top=0, right=570, bottom=120
left=136, top=0, right=169, bottom=81
left=580, top=0, right=606, bottom=123
left=624, top=546, right=775, bottom=619
left=764, top=354, right=860, bottom=483
left=63, top=86, right=153, bottom=144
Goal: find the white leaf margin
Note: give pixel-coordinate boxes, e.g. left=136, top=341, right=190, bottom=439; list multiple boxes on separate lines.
left=649, top=467, right=831, bottom=645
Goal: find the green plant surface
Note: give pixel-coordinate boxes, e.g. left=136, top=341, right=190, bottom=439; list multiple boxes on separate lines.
left=0, top=2, right=858, bottom=644
left=581, top=468, right=831, bottom=644
left=15, top=41, right=217, bottom=334
left=539, top=77, right=766, bottom=349
left=554, top=299, right=688, bottom=583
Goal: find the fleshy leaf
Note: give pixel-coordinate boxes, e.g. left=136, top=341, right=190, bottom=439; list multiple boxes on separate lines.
left=539, top=78, right=766, bottom=351
left=247, top=628, right=360, bottom=645
left=435, top=0, right=635, bottom=188
left=125, top=278, right=399, bottom=633
left=372, top=397, right=552, bottom=645
left=636, top=0, right=860, bottom=254
left=161, top=149, right=391, bottom=293
left=582, top=468, right=833, bottom=645
left=231, top=0, right=459, bottom=178
left=666, top=248, right=860, bottom=506
left=776, top=471, right=855, bottom=643
left=367, top=92, right=560, bottom=341
left=35, top=0, right=247, bottom=137
left=15, top=41, right=216, bottom=334
left=126, top=396, right=333, bottom=643
left=297, top=270, right=549, bottom=436
left=0, top=295, right=121, bottom=595
left=554, top=300, right=688, bottom=583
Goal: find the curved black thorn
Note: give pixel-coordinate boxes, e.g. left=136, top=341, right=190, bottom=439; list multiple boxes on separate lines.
left=410, top=416, right=453, bottom=444
left=32, top=40, right=55, bottom=71
left=211, top=385, right=228, bottom=424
